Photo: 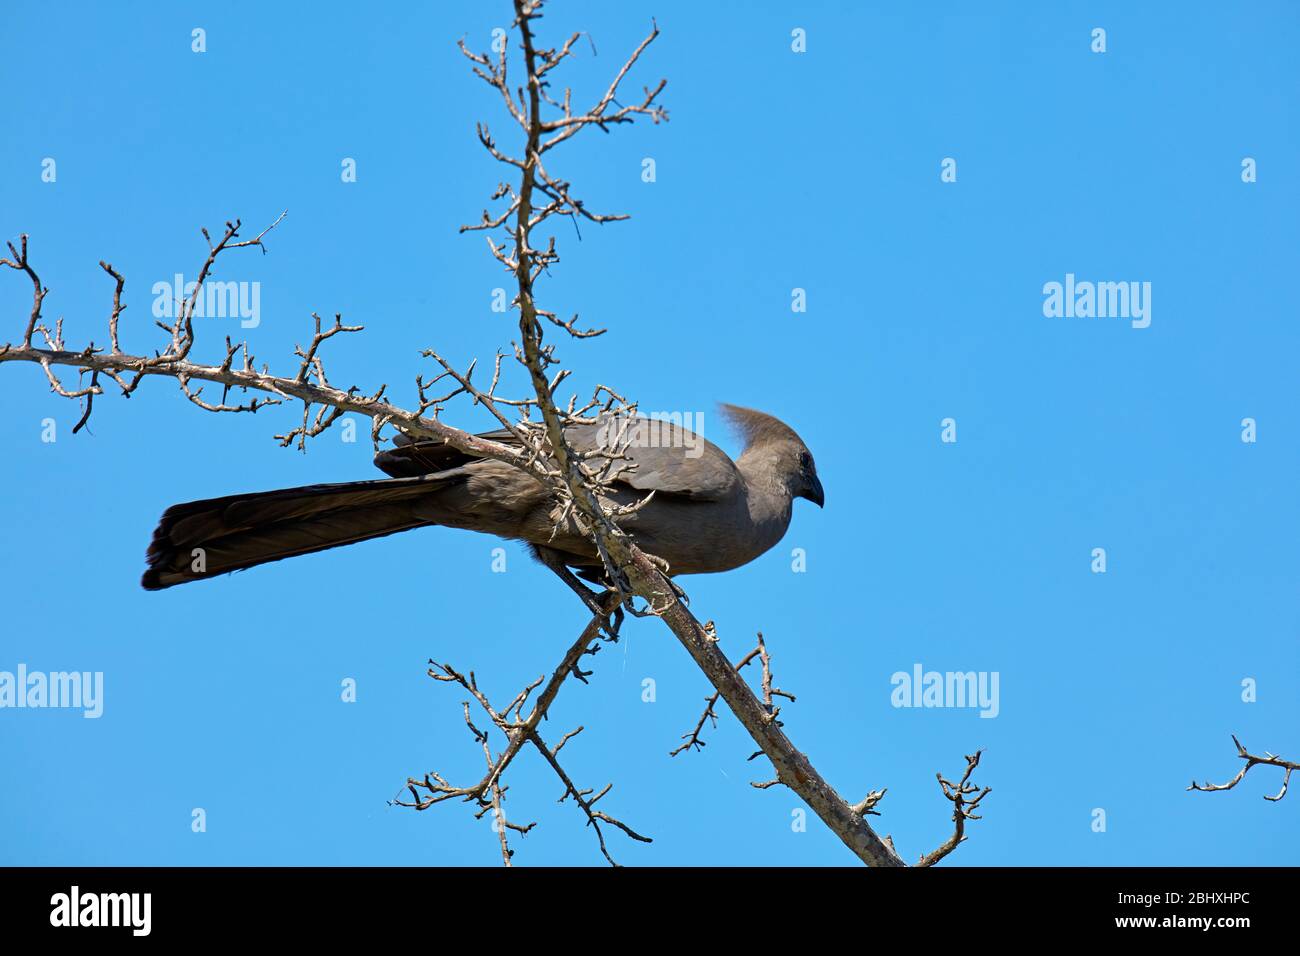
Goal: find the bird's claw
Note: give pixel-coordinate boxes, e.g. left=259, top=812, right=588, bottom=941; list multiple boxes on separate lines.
left=663, top=575, right=689, bottom=605
left=583, top=590, right=622, bottom=641
left=623, top=597, right=659, bottom=618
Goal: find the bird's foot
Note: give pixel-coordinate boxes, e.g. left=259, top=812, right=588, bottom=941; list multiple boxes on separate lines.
left=589, top=589, right=624, bottom=641
left=580, top=589, right=622, bottom=642
left=621, top=580, right=686, bottom=618
left=641, top=553, right=689, bottom=606
left=662, top=574, right=689, bottom=605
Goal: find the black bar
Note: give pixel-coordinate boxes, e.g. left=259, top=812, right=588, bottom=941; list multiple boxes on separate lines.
left=0, top=866, right=1289, bottom=940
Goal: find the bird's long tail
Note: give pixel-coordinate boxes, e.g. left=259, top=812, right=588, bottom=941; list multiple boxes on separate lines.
left=141, top=474, right=454, bottom=590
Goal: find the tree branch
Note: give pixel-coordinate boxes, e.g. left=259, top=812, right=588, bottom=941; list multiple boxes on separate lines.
left=1189, top=735, right=1296, bottom=802
left=394, top=591, right=648, bottom=865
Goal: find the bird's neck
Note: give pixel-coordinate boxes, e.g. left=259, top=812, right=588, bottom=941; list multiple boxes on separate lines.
left=737, top=445, right=796, bottom=500
left=737, top=447, right=796, bottom=525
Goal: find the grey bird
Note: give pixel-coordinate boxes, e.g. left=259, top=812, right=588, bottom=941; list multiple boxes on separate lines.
left=141, top=404, right=824, bottom=603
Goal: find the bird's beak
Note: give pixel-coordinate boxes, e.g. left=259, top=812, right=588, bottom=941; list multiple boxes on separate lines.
left=803, top=474, right=825, bottom=509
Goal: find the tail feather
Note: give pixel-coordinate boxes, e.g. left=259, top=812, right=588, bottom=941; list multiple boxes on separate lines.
left=142, top=474, right=458, bottom=590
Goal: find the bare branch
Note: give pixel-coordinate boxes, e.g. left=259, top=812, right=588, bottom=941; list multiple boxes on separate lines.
left=1189, top=735, right=1297, bottom=802
left=917, top=751, right=991, bottom=867
left=0, top=234, right=48, bottom=349
left=395, top=592, right=648, bottom=864
left=670, top=632, right=793, bottom=757
left=528, top=729, right=651, bottom=866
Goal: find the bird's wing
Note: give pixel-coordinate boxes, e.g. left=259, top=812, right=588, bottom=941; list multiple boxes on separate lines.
left=374, top=418, right=741, bottom=500
left=565, top=419, right=740, bottom=500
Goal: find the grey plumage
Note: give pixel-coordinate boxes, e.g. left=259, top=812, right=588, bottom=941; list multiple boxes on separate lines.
left=141, top=404, right=823, bottom=591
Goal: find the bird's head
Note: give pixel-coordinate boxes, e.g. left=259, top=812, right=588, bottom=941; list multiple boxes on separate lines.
left=793, top=445, right=825, bottom=508
left=720, top=403, right=824, bottom=508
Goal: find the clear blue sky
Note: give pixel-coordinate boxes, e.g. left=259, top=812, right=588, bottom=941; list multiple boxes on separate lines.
left=1, top=1, right=1297, bottom=866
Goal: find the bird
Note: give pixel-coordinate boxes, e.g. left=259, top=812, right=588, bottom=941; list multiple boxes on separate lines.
left=141, top=403, right=824, bottom=607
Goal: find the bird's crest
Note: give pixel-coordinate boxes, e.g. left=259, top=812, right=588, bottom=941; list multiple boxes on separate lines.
left=719, top=403, right=803, bottom=450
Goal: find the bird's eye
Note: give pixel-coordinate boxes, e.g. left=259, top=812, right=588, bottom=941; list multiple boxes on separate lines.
left=798, top=451, right=812, bottom=470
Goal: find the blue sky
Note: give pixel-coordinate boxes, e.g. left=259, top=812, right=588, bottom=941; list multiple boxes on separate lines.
left=1, top=0, right=1297, bottom=866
